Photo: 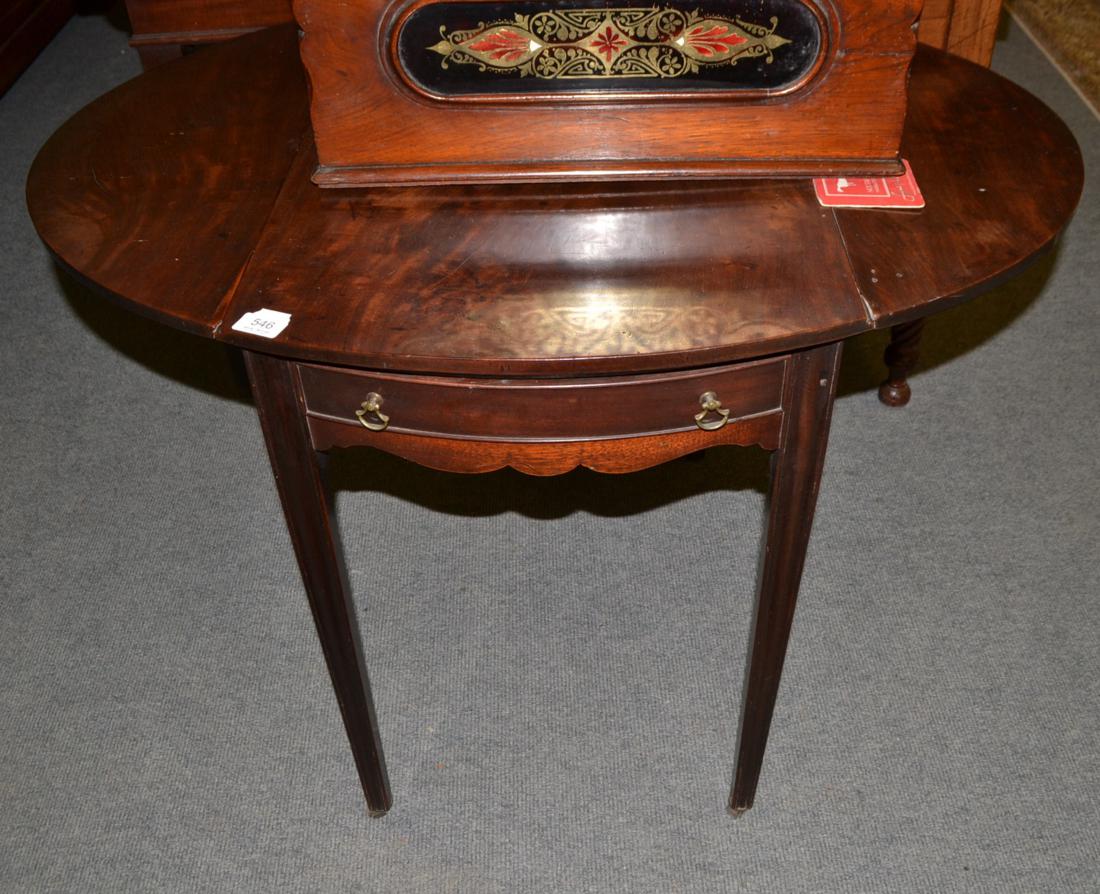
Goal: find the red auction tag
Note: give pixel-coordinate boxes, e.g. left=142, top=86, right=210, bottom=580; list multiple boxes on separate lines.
left=814, top=159, right=925, bottom=209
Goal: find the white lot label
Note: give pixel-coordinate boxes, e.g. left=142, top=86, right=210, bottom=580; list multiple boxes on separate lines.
left=231, top=308, right=291, bottom=339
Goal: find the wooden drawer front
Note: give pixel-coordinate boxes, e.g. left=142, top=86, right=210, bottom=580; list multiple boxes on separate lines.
left=296, top=358, right=786, bottom=442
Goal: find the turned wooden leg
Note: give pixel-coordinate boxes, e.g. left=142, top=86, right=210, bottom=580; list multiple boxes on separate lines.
left=730, top=342, right=842, bottom=815
left=878, top=318, right=925, bottom=407
left=244, top=350, right=392, bottom=817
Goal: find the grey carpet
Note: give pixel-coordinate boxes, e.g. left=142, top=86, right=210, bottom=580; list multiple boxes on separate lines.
left=2, top=11, right=1098, bottom=894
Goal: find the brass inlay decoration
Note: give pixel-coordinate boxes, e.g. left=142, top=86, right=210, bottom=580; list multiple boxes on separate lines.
left=356, top=393, right=390, bottom=432
left=695, top=391, right=731, bottom=431
left=428, top=8, right=792, bottom=79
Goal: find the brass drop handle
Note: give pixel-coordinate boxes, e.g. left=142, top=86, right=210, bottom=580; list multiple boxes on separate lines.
left=694, top=391, right=730, bottom=431
left=355, top=392, right=390, bottom=432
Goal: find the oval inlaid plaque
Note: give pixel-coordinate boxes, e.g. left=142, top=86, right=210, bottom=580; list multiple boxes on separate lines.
left=396, top=0, right=824, bottom=98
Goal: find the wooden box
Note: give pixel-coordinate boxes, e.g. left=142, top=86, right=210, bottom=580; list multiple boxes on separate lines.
left=295, top=0, right=924, bottom=186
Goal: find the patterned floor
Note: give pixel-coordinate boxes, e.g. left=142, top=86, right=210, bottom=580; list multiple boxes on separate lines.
left=1007, top=0, right=1100, bottom=112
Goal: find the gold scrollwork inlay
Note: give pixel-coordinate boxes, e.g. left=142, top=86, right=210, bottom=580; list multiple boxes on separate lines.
left=428, top=8, right=792, bottom=79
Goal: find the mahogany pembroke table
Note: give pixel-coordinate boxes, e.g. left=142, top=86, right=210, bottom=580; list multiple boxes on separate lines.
left=26, top=26, right=1082, bottom=816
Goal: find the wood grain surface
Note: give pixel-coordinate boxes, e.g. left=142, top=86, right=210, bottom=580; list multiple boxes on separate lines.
left=919, top=0, right=1003, bottom=65
left=26, top=25, right=308, bottom=335
left=298, top=0, right=921, bottom=185
left=26, top=25, right=1083, bottom=371
left=833, top=48, right=1084, bottom=327
left=308, top=415, right=782, bottom=475
left=119, top=0, right=1002, bottom=69
left=221, top=137, right=866, bottom=374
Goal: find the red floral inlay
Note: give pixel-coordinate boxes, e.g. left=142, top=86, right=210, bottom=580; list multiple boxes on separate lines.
left=589, top=26, right=629, bottom=62
left=467, top=28, right=531, bottom=63
left=430, top=9, right=793, bottom=81
left=683, top=24, right=748, bottom=57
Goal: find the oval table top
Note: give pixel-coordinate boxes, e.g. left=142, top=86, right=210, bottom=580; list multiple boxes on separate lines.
left=27, top=25, right=1083, bottom=377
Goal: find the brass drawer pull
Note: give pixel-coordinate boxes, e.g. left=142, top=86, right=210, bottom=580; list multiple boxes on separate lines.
left=695, top=391, right=730, bottom=431
left=355, top=392, right=390, bottom=432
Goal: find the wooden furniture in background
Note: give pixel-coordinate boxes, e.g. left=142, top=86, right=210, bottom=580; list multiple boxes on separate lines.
left=124, top=0, right=293, bottom=68
left=1, top=0, right=75, bottom=96
left=27, top=27, right=1081, bottom=816
left=878, top=0, right=1003, bottom=404
left=920, top=0, right=1003, bottom=65
left=122, top=0, right=1004, bottom=70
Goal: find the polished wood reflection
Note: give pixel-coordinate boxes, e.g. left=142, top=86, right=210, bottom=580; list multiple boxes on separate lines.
left=28, top=27, right=1082, bottom=375
left=26, top=25, right=308, bottom=335
left=835, top=50, right=1084, bottom=329
left=223, top=144, right=865, bottom=374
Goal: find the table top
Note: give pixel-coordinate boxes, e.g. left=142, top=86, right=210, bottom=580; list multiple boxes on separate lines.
left=27, top=25, right=1083, bottom=377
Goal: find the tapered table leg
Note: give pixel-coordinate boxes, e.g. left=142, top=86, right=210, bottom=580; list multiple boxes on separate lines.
left=244, top=350, right=392, bottom=816
left=730, top=342, right=842, bottom=815
left=878, top=318, right=925, bottom=407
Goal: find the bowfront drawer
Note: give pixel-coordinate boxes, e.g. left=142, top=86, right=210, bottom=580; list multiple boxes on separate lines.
left=295, top=358, right=786, bottom=442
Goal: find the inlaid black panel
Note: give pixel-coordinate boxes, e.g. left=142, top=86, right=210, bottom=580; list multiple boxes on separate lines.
left=396, top=0, right=823, bottom=97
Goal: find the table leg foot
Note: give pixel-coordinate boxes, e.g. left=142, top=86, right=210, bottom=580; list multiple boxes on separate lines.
left=878, top=319, right=925, bottom=407
left=244, top=350, right=393, bottom=817
left=877, top=379, right=911, bottom=407
left=729, top=343, right=842, bottom=813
